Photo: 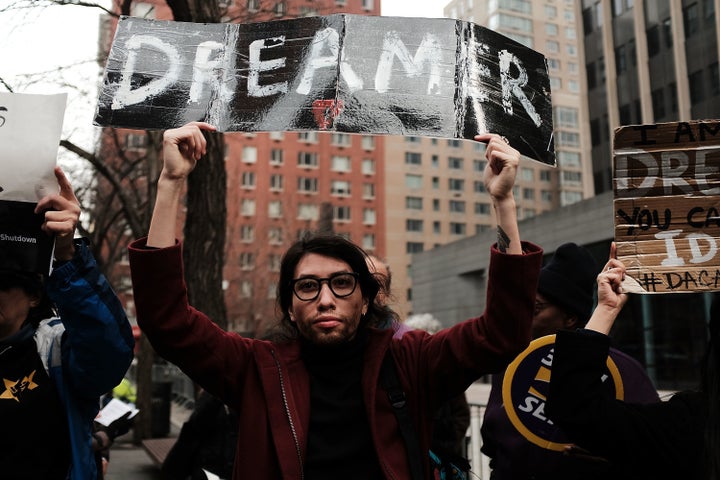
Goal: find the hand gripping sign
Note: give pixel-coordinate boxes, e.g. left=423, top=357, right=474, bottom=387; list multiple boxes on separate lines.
left=502, top=335, right=623, bottom=451
left=94, top=14, right=555, bottom=166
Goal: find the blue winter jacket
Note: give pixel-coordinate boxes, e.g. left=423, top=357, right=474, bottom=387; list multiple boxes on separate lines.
left=36, top=239, right=134, bottom=480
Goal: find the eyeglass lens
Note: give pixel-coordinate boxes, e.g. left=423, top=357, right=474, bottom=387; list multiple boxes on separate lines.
left=293, top=273, right=357, bottom=300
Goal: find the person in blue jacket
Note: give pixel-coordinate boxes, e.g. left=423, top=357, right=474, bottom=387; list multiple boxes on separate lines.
left=0, top=167, right=134, bottom=479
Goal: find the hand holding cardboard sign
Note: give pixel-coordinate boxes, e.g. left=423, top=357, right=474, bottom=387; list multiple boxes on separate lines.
left=35, top=167, right=81, bottom=262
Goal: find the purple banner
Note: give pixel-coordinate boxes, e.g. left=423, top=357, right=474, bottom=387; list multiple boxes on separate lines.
left=95, top=14, right=555, bottom=165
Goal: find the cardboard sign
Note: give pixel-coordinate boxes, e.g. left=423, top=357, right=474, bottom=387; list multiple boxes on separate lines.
left=502, top=335, right=623, bottom=451
left=0, top=92, right=66, bottom=275
left=94, top=15, right=555, bottom=165
left=613, top=120, right=720, bottom=293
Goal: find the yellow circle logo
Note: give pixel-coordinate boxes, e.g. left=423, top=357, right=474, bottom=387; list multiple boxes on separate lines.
left=502, top=334, right=623, bottom=451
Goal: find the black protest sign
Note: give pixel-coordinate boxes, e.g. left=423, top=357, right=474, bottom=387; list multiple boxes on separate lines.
left=94, top=14, right=555, bottom=165
left=502, top=335, right=623, bottom=451
left=0, top=201, right=55, bottom=276
left=613, top=120, right=720, bottom=293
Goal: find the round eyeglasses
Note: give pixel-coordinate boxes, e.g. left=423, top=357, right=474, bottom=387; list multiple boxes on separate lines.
left=291, top=272, right=359, bottom=301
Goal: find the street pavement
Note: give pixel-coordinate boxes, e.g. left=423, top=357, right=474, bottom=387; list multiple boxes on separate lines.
left=104, top=401, right=191, bottom=480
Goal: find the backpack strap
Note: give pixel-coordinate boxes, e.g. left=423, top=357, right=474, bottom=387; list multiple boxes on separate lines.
left=379, top=351, right=425, bottom=480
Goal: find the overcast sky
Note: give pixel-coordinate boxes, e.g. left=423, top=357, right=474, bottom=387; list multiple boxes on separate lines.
left=0, top=0, right=447, bottom=155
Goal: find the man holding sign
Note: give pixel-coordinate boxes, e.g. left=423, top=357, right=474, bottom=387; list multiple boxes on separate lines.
left=129, top=122, right=543, bottom=479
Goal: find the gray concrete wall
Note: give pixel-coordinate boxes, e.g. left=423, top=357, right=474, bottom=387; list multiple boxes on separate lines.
left=411, top=191, right=614, bottom=325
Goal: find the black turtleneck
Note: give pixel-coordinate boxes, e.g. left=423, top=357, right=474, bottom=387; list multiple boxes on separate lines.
left=301, top=329, right=384, bottom=479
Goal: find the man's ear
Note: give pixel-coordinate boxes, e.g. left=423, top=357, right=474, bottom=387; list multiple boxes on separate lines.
left=362, top=299, right=368, bottom=316
left=564, top=315, right=578, bottom=330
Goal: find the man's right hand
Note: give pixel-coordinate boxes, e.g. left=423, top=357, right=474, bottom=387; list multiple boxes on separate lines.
left=160, top=122, right=216, bottom=181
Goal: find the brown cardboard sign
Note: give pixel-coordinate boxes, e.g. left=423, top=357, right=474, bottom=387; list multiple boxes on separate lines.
left=613, top=120, right=720, bottom=293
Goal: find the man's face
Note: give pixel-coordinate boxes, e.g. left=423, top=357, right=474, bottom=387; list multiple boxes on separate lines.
left=531, top=293, right=575, bottom=339
left=289, top=253, right=368, bottom=345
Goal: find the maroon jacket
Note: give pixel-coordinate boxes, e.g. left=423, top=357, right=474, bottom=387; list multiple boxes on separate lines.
left=129, top=238, right=542, bottom=480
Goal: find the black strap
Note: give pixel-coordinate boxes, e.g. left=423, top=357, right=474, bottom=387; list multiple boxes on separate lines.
left=379, top=351, right=425, bottom=480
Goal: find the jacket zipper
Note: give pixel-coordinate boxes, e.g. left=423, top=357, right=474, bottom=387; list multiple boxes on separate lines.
left=271, top=350, right=304, bottom=479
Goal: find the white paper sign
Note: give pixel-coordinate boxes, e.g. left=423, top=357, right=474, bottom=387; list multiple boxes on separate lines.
left=0, top=92, right=67, bottom=202
left=95, top=398, right=140, bottom=427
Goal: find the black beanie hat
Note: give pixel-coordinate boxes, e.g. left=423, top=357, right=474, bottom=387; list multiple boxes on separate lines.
left=537, top=243, right=599, bottom=324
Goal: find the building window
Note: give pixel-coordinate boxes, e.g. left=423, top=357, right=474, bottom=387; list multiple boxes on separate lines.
left=405, top=152, right=422, bottom=165
left=241, top=171, right=256, bottom=188
left=615, top=45, right=627, bottom=73
left=240, top=225, right=254, bottom=242
left=363, top=183, right=375, bottom=199
left=333, top=206, right=351, bottom=221
left=273, top=1, right=286, bottom=16
left=545, top=5, right=557, bottom=18
left=406, top=136, right=421, bottom=143
left=473, top=181, right=486, bottom=193
left=242, top=146, right=257, bottom=163
left=652, top=88, right=666, bottom=119
left=545, top=23, right=558, bottom=36
left=520, top=168, right=533, bottom=181
left=241, top=198, right=255, bottom=216
left=270, top=174, right=283, bottom=191
left=331, top=133, right=352, bottom=147
left=405, top=174, right=423, bottom=189
left=270, top=148, right=283, bottom=165
left=406, top=219, right=423, bottom=232
left=474, top=159, right=487, bottom=172
left=432, top=199, right=440, bottom=211
left=297, top=203, right=319, bottom=220
left=447, top=139, right=462, bottom=148
left=540, top=170, right=552, bottom=181
left=406, top=196, right=423, bottom=210
left=297, top=177, right=318, bottom=193
left=431, top=155, right=439, bottom=168
left=449, top=200, right=466, bottom=213
left=557, top=131, right=580, bottom=147
left=561, top=191, right=584, bottom=205
left=684, top=3, right=699, bottom=38
left=298, top=152, right=318, bottom=168
left=668, top=82, right=678, bottom=113
left=474, top=202, right=491, bottom=215
left=125, top=133, right=147, bottom=149
left=710, top=63, right=720, bottom=96
left=269, top=131, right=284, bottom=141
left=433, top=221, right=441, bottom=234
left=547, top=58, right=561, bottom=70
left=297, top=131, right=318, bottom=143
left=647, top=25, right=660, bottom=57
left=523, top=188, right=535, bottom=200
left=558, top=151, right=581, bottom=167
left=689, top=70, right=705, bottom=104
left=331, top=155, right=351, bottom=172
left=239, top=252, right=255, bottom=270
left=586, top=62, right=597, bottom=89
left=449, top=222, right=466, bottom=235
left=541, top=190, right=553, bottom=202
left=361, top=136, right=375, bottom=150
left=363, top=208, right=376, bottom=225
left=568, top=80, right=579, bottom=93
left=545, top=40, right=559, bottom=53
left=565, top=26, right=576, bottom=39
left=406, top=242, right=424, bottom=254
left=448, top=178, right=465, bottom=191
left=268, top=227, right=283, bottom=244
left=562, top=171, right=582, bottom=184
left=331, top=180, right=351, bottom=196
left=363, top=233, right=375, bottom=250
left=240, top=281, right=252, bottom=299
left=448, top=157, right=464, bottom=169
left=554, top=106, right=579, bottom=128
left=268, top=254, right=282, bottom=272
left=362, top=158, right=375, bottom=175
left=268, top=200, right=282, bottom=218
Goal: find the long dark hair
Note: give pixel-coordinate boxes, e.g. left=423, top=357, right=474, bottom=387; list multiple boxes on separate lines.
left=265, top=234, right=382, bottom=342
left=703, top=294, right=720, bottom=479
